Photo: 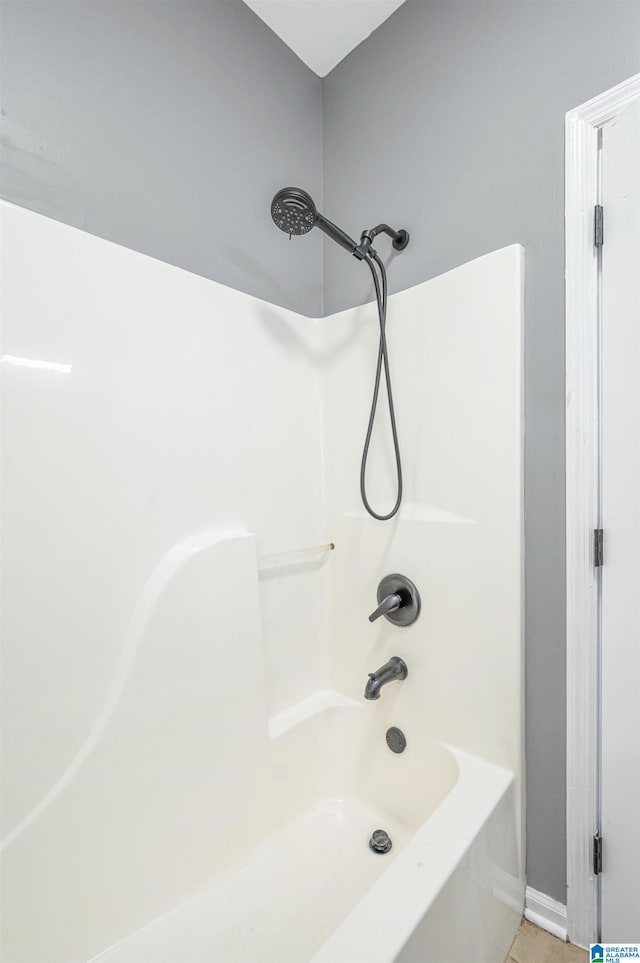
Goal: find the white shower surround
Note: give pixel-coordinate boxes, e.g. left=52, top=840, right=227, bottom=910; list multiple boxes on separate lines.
left=0, top=201, right=524, bottom=963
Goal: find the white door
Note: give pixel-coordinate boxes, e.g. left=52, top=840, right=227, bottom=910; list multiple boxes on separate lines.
left=600, top=94, right=640, bottom=941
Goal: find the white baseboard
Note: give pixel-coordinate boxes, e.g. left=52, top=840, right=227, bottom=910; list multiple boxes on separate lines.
left=524, top=886, right=568, bottom=942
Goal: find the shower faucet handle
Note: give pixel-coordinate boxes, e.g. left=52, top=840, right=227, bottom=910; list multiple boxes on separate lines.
left=369, top=574, right=421, bottom=627
left=368, top=593, right=403, bottom=623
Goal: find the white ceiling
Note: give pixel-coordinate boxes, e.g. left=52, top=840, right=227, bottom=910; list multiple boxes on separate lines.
left=242, top=0, right=407, bottom=77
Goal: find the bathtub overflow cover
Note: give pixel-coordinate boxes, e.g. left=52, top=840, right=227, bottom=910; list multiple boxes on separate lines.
left=386, top=727, right=407, bottom=753
left=369, top=829, right=392, bottom=854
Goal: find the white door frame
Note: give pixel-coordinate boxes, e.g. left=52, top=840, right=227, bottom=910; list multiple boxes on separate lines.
left=565, top=71, right=640, bottom=949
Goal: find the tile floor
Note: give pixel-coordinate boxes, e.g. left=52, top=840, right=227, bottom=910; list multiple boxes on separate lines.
left=507, top=920, right=588, bottom=963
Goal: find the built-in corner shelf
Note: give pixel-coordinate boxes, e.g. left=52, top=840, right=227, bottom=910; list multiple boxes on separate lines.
left=268, top=689, right=361, bottom=739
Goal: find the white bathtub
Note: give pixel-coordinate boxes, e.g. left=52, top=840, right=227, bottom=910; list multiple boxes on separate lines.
left=91, top=704, right=521, bottom=963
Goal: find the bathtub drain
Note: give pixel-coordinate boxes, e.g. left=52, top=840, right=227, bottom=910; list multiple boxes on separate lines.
left=369, top=829, right=392, bottom=854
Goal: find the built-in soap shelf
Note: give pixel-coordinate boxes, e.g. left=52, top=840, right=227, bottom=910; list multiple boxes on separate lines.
left=258, top=541, right=335, bottom=572
left=268, top=689, right=361, bottom=739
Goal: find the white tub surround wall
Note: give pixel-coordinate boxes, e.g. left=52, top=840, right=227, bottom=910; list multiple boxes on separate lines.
left=1, top=202, right=523, bottom=963
left=322, top=246, right=525, bottom=961
left=1, top=201, right=330, bottom=962
left=323, top=247, right=524, bottom=775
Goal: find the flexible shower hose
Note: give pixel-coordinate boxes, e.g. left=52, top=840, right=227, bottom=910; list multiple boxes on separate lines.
left=360, top=250, right=403, bottom=520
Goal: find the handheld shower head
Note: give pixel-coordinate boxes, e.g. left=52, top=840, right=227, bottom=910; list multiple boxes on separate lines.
left=271, top=187, right=362, bottom=257
left=271, top=187, right=318, bottom=237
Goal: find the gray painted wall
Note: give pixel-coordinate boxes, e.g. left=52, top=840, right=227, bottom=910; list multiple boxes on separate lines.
left=322, top=1, right=640, bottom=901
left=0, top=0, right=323, bottom=316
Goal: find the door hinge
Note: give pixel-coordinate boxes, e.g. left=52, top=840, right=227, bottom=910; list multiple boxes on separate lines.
left=594, top=528, right=604, bottom=567
left=593, top=833, right=603, bottom=875
left=594, top=204, right=604, bottom=249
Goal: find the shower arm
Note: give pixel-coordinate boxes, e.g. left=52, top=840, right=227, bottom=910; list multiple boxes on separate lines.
left=358, top=224, right=410, bottom=258
left=314, top=217, right=410, bottom=262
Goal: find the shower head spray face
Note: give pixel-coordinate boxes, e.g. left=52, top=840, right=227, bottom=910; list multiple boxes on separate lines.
left=270, top=186, right=362, bottom=256
left=271, top=188, right=317, bottom=237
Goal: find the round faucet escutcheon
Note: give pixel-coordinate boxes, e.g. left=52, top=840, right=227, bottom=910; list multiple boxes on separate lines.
left=369, top=574, right=421, bottom=626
